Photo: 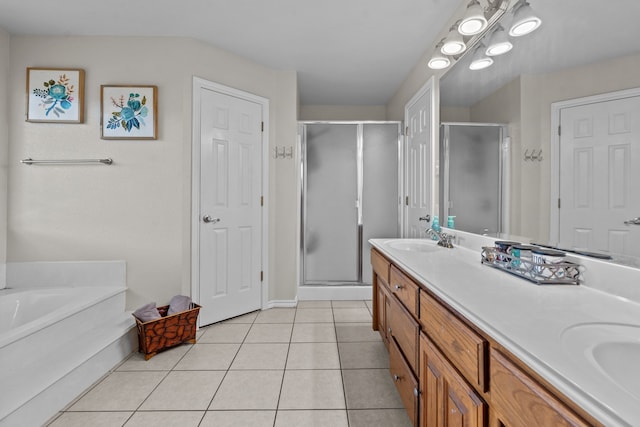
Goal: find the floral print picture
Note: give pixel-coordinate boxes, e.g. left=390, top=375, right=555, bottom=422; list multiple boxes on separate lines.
left=26, top=68, right=85, bottom=123
left=101, top=85, right=157, bottom=139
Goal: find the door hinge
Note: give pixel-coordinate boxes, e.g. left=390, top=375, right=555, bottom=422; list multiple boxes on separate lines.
left=558, top=125, right=561, bottom=136
left=558, top=198, right=561, bottom=209
left=405, top=196, right=409, bottom=206
left=261, top=121, right=264, bottom=132
left=261, top=196, right=264, bottom=206
left=260, top=271, right=264, bottom=282
left=405, top=126, right=410, bottom=137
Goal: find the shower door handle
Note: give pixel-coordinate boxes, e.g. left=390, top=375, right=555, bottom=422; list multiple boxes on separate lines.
left=203, top=215, right=220, bottom=224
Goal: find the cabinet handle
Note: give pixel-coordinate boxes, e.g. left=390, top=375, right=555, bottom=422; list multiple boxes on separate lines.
left=393, top=374, right=401, bottom=382
left=413, top=387, right=420, bottom=397
left=388, top=327, right=392, bottom=335
left=394, top=284, right=403, bottom=290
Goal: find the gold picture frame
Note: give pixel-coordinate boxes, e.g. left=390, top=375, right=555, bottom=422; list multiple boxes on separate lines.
left=100, top=85, right=158, bottom=140
left=26, top=67, right=85, bottom=123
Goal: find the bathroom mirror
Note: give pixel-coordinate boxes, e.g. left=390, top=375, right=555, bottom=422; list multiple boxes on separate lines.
left=439, top=0, right=640, bottom=262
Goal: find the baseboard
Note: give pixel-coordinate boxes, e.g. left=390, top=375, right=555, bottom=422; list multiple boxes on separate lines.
left=297, top=285, right=373, bottom=301
left=266, top=298, right=298, bottom=308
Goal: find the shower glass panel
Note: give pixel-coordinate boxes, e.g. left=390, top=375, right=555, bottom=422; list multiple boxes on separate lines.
left=362, top=124, right=400, bottom=284
left=304, top=124, right=359, bottom=283
left=440, top=123, right=505, bottom=235
left=302, top=122, right=400, bottom=286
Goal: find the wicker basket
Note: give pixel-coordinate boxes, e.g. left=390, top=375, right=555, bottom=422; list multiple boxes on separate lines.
left=133, top=303, right=201, bottom=360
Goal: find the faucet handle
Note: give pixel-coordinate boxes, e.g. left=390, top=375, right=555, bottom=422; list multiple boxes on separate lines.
left=419, top=214, right=431, bottom=222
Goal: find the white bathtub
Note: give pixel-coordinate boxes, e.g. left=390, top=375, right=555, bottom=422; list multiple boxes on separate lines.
left=0, top=262, right=135, bottom=427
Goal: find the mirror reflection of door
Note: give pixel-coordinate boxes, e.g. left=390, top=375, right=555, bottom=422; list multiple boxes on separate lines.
left=558, top=92, right=640, bottom=257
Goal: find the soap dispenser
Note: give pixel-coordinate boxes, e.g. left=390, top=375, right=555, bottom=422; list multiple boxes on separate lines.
left=431, top=215, right=440, bottom=240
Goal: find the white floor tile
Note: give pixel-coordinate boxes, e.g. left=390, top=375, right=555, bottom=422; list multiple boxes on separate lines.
left=231, top=343, right=289, bottom=370
left=69, top=371, right=166, bottom=411
left=210, top=370, right=284, bottom=410
left=125, top=410, right=204, bottom=426
left=139, top=370, right=225, bottom=411
left=286, top=343, right=340, bottom=369
left=200, top=410, right=276, bottom=427
left=278, top=370, right=345, bottom=410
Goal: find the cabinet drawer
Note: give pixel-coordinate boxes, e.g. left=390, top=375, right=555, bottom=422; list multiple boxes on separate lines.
left=420, top=291, right=487, bottom=391
left=390, top=338, right=419, bottom=427
left=371, top=249, right=390, bottom=285
left=388, top=295, right=420, bottom=373
left=490, top=349, right=590, bottom=427
left=390, top=265, right=419, bottom=317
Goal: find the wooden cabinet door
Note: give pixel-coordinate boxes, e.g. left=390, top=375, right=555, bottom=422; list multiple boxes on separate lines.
left=420, top=333, right=486, bottom=427
left=377, top=281, right=391, bottom=348
left=490, top=349, right=590, bottom=427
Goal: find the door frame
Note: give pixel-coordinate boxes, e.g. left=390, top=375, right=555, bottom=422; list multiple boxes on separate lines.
left=549, top=86, right=640, bottom=244
left=191, top=76, right=269, bottom=315
left=402, top=77, right=439, bottom=237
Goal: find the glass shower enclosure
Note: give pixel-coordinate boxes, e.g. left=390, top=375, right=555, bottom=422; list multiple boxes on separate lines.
left=300, top=122, right=401, bottom=286
left=439, top=122, right=508, bottom=235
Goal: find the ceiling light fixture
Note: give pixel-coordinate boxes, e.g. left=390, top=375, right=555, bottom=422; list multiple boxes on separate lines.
left=458, top=0, right=488, bottom=36
left=469, top=44, right=494, bottom=70
left=485, top=25, right=513, bottom=56
left=508, top=0, right=542, bottom=37
left=441, top=23, right=467, bottom=56
left=428, top=42, right=452, bottom=70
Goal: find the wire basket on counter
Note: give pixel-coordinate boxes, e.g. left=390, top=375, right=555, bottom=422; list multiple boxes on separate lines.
left=481, top=246, right=581, bottom=285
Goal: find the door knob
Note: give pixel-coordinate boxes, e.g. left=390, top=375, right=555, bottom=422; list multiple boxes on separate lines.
left=624, top=217, right=640, bottom=225
left=203, top=215, right=220, bottom=224
left=419, top=214, right=431, bottom=222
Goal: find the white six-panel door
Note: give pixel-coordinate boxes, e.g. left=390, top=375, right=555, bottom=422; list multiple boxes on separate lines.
left=404, top=79, right=435, bottom=238
left=559, top=95, right=640, bottom=257
left=197, top=87, right=264, bottom=325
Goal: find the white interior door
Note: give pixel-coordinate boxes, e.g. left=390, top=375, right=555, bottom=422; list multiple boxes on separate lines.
left=404, top=80, right=435, bottom=238
left=198, top=87, right=263, bottom=325
left=559, top=95, right=640, bottom=257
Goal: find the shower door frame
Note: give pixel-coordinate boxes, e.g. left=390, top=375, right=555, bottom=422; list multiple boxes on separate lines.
left=440, top=122, right=508, bottom=235
left=298, top=121, right=402, bottom=288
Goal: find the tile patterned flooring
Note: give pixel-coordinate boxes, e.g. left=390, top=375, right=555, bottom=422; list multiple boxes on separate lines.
left=47, top=300, right=411, bottom=427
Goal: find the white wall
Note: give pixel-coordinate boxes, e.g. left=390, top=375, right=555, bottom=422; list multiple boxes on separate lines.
left=7, top=36, right=298, bottom=308
left=299, top=105, right=387, bottom=121
left=0, top=28, right=8, bottom=287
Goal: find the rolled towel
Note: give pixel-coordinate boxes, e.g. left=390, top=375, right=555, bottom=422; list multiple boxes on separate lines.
left=168, top=295, right=193, bottom=315
left=133, top=302, right=161, bottom=322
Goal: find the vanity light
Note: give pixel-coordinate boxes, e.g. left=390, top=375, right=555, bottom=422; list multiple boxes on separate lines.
left=429, top=41, right=452, bottom=69
left=458, top=0, right=488, bottom=36
left=441, top=24, right=467, bottom=56
left=508, top=0, right=542, bottom=37
left=469, top=44, right=494, bottom=70
left=485, top=25, right=513, bottom=56
left=428, top=53, right=451, bottom=70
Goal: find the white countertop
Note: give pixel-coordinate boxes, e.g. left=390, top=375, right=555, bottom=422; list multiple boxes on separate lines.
left=370, top=238, right=640, bottom=427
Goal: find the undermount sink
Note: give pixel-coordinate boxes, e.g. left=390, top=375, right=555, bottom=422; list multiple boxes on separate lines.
left=561, top=322, right=640, bottom=398
left=387, top=239, right=441, bottom=253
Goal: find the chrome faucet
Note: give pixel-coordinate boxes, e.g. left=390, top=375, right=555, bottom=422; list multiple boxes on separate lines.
left=426, top=228, right=454, bottom=248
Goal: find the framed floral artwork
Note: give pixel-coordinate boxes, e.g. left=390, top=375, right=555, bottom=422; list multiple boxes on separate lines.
left=26, top=68, right=85, bottom=123
left=100, top=85, right=157, bottom=140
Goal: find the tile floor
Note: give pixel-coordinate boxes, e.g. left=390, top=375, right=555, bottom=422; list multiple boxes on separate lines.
left=47, top=300, right=411, bottom=427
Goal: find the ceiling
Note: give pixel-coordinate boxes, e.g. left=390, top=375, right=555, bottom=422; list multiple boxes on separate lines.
left=0, top=0, right=462, bottom=106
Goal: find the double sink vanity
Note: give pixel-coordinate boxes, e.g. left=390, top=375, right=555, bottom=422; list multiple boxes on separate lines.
left=370, top=235, right=640, bottom=427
